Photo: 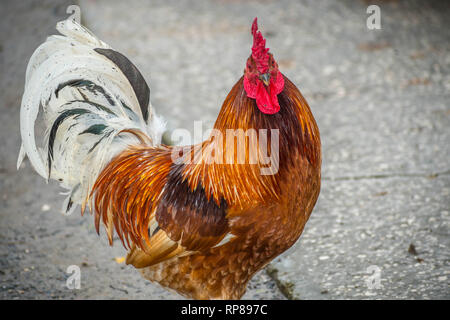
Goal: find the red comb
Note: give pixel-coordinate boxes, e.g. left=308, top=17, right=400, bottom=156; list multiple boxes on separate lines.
left=251, top=17, right=270, bottom=74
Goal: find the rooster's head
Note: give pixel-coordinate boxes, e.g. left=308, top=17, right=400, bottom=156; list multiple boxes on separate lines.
left=243, top=18, right=285, bottom=115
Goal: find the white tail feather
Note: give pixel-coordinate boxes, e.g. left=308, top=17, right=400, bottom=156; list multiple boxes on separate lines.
left=18, top=18, right=165, bottom=214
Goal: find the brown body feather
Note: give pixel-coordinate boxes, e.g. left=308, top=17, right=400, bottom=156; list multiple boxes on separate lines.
left=90, top=75, right=321, bottom=299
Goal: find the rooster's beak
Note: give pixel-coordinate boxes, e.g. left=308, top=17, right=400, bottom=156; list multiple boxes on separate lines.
left=260, top=73, right=270, bottom=86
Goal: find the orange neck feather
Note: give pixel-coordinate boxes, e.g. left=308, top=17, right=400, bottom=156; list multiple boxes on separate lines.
left=182, top=75, right=321, bottom=209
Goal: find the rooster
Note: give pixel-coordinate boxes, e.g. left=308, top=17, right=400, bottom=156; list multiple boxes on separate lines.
left=18, top=17, right=321, bottom=299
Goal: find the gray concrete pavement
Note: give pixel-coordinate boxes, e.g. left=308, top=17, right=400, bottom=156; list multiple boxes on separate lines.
left=0, top=0, right=449, bottom=299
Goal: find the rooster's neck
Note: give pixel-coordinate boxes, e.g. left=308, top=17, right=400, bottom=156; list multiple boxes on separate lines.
left=215, top=75, right=320, bottom=168
left=180, top=75, right=321, bottom=209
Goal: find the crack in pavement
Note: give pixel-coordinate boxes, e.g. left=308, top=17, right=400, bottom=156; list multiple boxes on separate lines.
left=322, top=169, right=450, bottom=181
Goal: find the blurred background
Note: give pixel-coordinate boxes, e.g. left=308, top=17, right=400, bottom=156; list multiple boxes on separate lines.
left=0, top=0, right=448, bottom=299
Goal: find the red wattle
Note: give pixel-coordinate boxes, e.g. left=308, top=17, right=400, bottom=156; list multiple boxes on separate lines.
left=244, top=72, right=284, bottom=115
left=256, top=81, right=279, bottom=114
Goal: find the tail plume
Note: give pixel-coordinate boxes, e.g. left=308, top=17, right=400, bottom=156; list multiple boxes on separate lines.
left=18, top=18, right=164, bottom=216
